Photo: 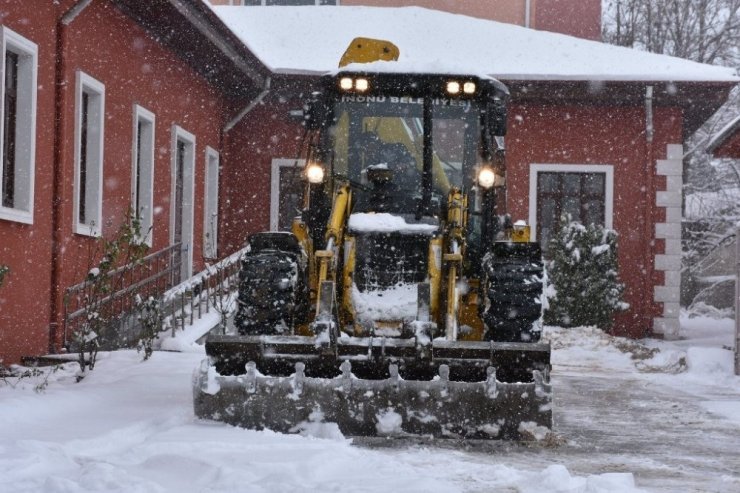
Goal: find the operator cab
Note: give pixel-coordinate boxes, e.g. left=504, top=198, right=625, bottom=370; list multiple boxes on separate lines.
left=304, top=72, right=510, bottom=269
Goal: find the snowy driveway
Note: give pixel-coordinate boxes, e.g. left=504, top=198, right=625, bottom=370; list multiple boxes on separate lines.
left=552, top=371, right=740, bottom=491
left=1, top=320, right=739, bottom=492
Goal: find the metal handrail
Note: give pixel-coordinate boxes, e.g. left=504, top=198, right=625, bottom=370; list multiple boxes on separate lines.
left=63, top=243, right=182, bottom=346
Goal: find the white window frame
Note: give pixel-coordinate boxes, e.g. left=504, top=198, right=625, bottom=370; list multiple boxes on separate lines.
left=528, top=163, right=614, bottom=242
left=170, top=125, right=196, bottom=280
left=131, top=104, right=155, bottom=246
left=203, top=146, right=220, bottom=259
left=270, top=158, right=305, bottom=231
left=73, top=71, right=105, bottom=237
left=0, top=26, right=37, bottom=225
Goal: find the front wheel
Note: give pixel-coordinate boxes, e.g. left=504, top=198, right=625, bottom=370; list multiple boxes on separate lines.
left=234, top=234, right=309, bottom=336
left=481, top=242, right=544, bottom=343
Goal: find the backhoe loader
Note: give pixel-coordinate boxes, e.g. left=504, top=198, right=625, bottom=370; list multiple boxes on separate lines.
left=194, top=39, right=551, bottom=440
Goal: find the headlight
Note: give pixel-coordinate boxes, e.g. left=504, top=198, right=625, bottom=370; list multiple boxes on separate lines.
left=463, top=82, right=476, bottom=94
left=477, top=166, right=496, bottom=188
left=305, top=162, right=325, bottom=184
left=446, top=81, right=461, bottom=94
left=339, top=77, right=353, bottom=91
left=355, top=78, right=369, bottom=92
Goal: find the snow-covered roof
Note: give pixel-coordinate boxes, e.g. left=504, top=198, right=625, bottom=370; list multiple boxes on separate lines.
left=210, top=6, right=739, bottom=83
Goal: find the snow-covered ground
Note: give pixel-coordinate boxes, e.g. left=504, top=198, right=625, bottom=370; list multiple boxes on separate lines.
left=1, top=314, right=739, bottom=493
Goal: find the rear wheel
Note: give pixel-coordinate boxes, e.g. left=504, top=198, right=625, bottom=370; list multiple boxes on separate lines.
left=234, top=234, right=309, bottom=335
left=482, top=242, right=544, bottom=343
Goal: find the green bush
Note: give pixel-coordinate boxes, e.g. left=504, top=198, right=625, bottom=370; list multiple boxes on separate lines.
left=135, top=295, right=163, bottom=361
left=544, top=216, right=628, bottom=330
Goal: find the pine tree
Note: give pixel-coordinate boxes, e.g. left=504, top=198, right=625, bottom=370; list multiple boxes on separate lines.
left=544, top=216, right=628, bottom=330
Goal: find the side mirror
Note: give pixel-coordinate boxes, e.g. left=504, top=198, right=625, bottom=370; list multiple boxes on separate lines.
left=303, top=92, right=332, bottom=131
left=486, top=99, right=507, bottom=137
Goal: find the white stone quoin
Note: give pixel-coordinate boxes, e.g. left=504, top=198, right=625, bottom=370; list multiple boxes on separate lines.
left=653, top=144, right=683, bottom=339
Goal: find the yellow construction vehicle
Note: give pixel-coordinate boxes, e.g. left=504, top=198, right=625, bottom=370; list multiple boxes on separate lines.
left=194, top=39, right=551, bottom=440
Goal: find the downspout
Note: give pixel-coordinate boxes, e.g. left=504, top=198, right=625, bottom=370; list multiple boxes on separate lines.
left=643, top=85, right=655, bottom=336
left=645, top=86, right=654, bottom=143
left=49, top=0, right=94, bottom=353
left=525, top=0, right=532, bottom=28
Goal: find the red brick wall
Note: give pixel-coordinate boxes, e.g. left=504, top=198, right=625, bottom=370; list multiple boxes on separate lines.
left=0, top=2, right=60, bottom=364
left=532, top=0, right=602, bottom=40
left=48, top=2, right=228, bottom=349
left=506, top=103, right=682, bottom=336
left=220, top=95, right=305, bottom=252
left=0, top=1, right=231, bottom=363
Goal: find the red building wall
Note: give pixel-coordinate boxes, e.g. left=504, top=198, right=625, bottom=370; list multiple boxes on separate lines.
left=0, top=2, right=60, bottom=365
left=532, top=0, right=601, bottom=40
left=506, top=103, right=682, bottom=336
left=1, top=1, right=232, bottom=363
left=48, top=2, right=229, bottom=351
left=221, top=95, right=306, bottom=252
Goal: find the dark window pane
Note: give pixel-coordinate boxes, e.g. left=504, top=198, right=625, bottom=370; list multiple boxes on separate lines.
left=538, top=172, right=559, bottom=193
left=79, top=92, right=90, bottom=224
left=583, top=173, right=605, bottom=196
left=539, top=198, right=557, bottom=227
left=540, top=227, right=552, bottom=248
left=319, top=0, right=337, bottom=4
left=583, top=200, right=604, bottom=226
left=563, top=196, right=581, bottom=221
left=241, top=0, right=261, bottom=4
left=135, top=120, right=143, bottom=217
left=174, top=140, right=185, bottom=244
left=563, top=173, right=581, bottom=195
left=2, top=51, right=19, bottom=208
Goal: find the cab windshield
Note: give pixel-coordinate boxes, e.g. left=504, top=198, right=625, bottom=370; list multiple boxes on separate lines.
left=326, top=95, right=481, bottom=199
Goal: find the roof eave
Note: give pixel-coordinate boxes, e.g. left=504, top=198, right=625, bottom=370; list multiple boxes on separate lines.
left=113, top=0, right=270, bottom=98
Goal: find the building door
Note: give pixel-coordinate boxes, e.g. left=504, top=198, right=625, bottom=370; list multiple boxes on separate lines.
left=203, top=147, right=220, bottom=259
left=171, top=126, right=195, bottom=283
left=270, top=158, right=305, bottom=231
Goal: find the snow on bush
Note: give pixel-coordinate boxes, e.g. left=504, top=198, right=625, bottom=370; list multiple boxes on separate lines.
left=544, top=217, right=627, bottom=330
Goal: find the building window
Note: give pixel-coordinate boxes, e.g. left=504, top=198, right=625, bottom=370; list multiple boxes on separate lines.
left=0, top=26, right=37, bottom=224
left=131, top=105, right=155, bottom=245
left=238, top=0, right=338, bottom=5
left=74, top=72, right=105, bottom=236
left=270, top=158, right=305, bottom=231
left=203, top=147, right=220, bottom=259
left=528, top=164, right=614, bottom=251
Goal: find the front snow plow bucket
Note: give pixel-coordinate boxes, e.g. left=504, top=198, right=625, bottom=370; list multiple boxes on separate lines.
left=194, top=335, right=552, bottom=440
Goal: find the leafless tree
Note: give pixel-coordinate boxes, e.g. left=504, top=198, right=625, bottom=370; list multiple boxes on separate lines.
left=603, top=0, right=740, bottom=66
left=603, top=0, right=740, bottom=308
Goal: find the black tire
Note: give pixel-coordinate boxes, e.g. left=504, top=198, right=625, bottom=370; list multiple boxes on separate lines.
left=234, top=249, right=309, bottom=336
left=482, top=242, right=544, bottom=343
